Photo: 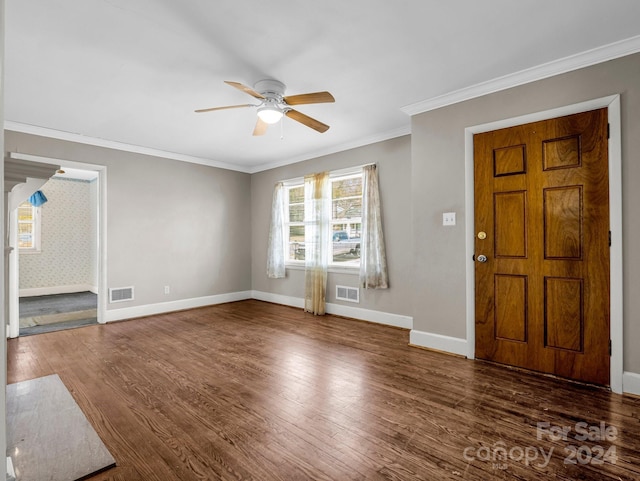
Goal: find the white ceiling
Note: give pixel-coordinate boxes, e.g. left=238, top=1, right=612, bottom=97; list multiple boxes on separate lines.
left=6, top=1, right=640, bottom=173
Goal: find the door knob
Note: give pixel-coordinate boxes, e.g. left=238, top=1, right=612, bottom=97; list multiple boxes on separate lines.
left=476, top=254, right=488, bottom=263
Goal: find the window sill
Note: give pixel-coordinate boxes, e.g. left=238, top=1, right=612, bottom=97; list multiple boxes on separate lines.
left=19, top=249, right=42, bottom=255
left=285, top=263, right=360, bottom=275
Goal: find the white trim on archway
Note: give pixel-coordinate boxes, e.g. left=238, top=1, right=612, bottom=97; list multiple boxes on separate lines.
left=7, top=152, right=107, bottom=335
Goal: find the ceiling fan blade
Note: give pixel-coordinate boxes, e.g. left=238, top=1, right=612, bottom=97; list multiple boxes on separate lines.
left=285, top=109, right=330, bottom=133
left=283, top=91, right=335, bottom=105
left=253, top=118, right=268, bottom=136
left=224, top=81, right=265, bottom=99
left=195, top=103, right=254, bottom=113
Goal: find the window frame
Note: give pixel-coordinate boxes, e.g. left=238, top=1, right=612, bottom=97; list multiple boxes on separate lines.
left=283, top=169, right=363, bottom=270
left=18, top=201, right=42, bottom=253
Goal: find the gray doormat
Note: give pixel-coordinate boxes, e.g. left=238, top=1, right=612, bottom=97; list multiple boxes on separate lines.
left=19, top=292, right=98, bottom=336
left=19, top=318, right=99, bottom=337
left=19, top=291, right=97, bottom=317
left=7, top=374, right=116, bottom=481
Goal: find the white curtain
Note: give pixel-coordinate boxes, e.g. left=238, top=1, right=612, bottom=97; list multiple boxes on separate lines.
left=266, top=182, right=286, bottom=279
left=304, top=172, right=331, bottom=315
left=360, top=164, right=389, bottom=289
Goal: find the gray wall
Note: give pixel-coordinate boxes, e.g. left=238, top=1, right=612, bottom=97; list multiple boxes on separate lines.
left=411, top=52, right=640, bottom=372
left=5, top=132, right=252, bottom=311
left=251, top=135, right=413, bottom=316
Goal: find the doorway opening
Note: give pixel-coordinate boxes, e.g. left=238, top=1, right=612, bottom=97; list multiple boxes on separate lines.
left=464, top=95, right=623, bottom=393
left=8, top=153, right=107, bottom=338
left=16, top=167, right=99, bottom=335
left=473, top=108, right=610, bottom=386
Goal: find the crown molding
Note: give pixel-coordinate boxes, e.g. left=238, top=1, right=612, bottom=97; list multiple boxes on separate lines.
left=5, top=120, right=410, bottom=175
left=401, top=34, right=640, bottom=116
left=4, top=121, right=252, bottom=174
left=247, top=124, right=411, bottom=174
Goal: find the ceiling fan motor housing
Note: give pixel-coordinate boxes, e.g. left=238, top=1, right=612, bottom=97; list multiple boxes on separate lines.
left=254, top=79, right=286, bottom=100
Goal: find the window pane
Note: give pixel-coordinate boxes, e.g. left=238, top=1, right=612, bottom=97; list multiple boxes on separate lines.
left=18, top=205, right=34, bottom=221
left=330, top=175, right=362, bottom=265
left=332, top=223, right=361, bottom=263
left=286, top=185, right=305, bottom=261
left=332, top=237, right=361, bottom=263
left=332, top=178, right=362, bottom=199
left=289, top=225, right=305, bottom=242
left=289, top=203, right=304, bottom=222
left=289, top=186, right=304, bottom=204
left=18, top=223, right=34, bottom=248
left=332, top=198, right=362, bottom=219
left=288, top=226, right=305, bottom=260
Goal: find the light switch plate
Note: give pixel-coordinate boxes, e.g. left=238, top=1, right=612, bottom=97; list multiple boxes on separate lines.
left=443, top=212, right=456, bottom=226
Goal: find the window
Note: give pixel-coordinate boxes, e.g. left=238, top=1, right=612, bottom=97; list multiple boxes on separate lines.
left=18, top=201, right=41, bottom=252
left=285, top=172, right=362, bottom=267
left=286, top=185, right=305, bottom=261
left=330, top=174, right=362, bottom=264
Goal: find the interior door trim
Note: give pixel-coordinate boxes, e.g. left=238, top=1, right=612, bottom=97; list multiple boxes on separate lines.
left=7, top=152, right=108, bottom=332
left=464, top=95, right=623, bottom=393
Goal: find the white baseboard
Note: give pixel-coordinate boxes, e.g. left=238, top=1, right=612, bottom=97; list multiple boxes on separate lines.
left=19, top=284, right=95, bottom=297
left=105, top=291, right=253, bottom=323
left=250, top=290, right=304, bottom=309
left=623, top=371, right=640, bottom=396
left=325, top=302, right=412, bottom=329
left=104, top=287, right=410, bottom=334
left=409, top=329, right=468, bottom=357
left=251, top=290, right=413, bottom=329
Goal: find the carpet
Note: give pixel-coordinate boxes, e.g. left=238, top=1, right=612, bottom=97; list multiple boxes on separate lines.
left=7, top=374, right=116, bottom=481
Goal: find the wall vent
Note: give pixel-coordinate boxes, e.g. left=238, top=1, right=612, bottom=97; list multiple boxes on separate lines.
left=336, top=285, right=359, bottom=303
left=109, top=286, right=134, bottom=303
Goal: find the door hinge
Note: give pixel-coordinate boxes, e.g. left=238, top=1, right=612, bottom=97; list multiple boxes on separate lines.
left=609, top=339, right=612, bottom=356
left=609, top=231, right=612, bottom=247
left=607, top=123, right=610, bottom=139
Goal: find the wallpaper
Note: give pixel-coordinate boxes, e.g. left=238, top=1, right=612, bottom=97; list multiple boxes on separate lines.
left=19, top=177, right=98, bottom=291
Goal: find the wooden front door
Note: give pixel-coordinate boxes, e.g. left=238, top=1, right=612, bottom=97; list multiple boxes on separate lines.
left=474, top=108, right=610, bottom=386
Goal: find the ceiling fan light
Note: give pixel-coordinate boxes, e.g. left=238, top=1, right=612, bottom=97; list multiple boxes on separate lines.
left=257, top=105, right=283, bottom=124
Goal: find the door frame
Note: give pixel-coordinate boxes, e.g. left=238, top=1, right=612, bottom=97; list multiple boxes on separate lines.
left=464, top=95, right=623, bottom=393
left=7, top=152, right=108, bottom=335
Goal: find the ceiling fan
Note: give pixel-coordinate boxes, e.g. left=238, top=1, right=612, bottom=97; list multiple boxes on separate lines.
left=195, top=79, right=335, bottom=136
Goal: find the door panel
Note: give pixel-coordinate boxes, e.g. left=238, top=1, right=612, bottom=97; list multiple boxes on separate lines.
left=494, top=275, right=528, bottom=342
left=495, top=191, right=527, bottom=257
left=543, top=186, right=582, bottom=259
left=474, top=108, right=610, bottom=386
left=544, top=277, right=583, bottom=352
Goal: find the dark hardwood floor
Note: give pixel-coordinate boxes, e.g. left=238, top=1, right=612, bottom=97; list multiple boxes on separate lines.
left=7, top=299, right=640, bottom=480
